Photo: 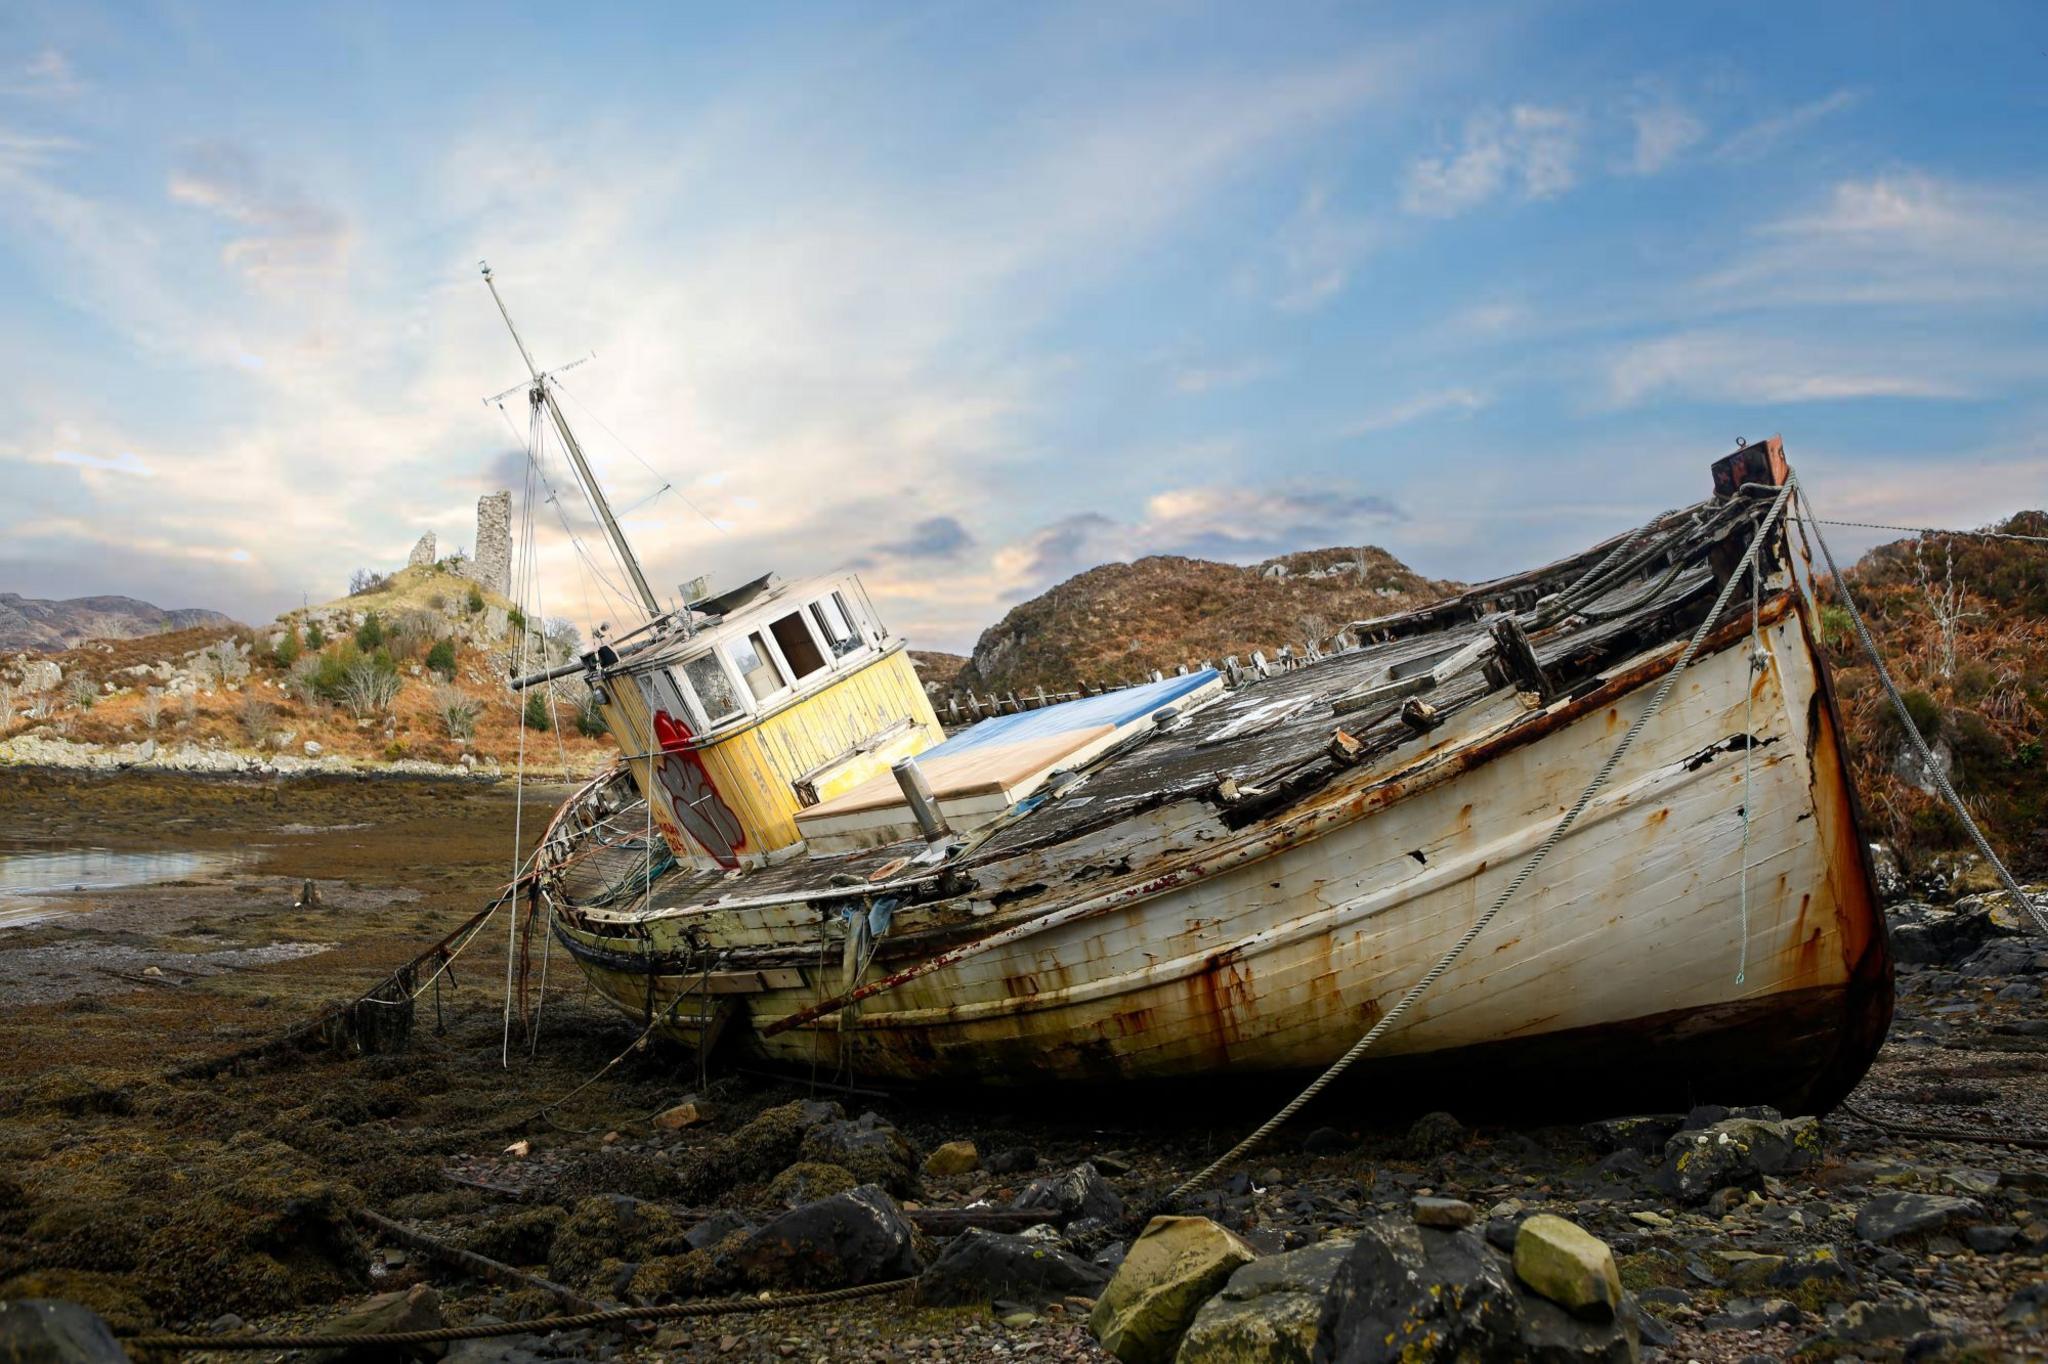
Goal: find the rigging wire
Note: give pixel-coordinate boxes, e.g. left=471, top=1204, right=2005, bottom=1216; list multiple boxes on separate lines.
left=549, top=373, right=730, bottom=538
left=1790, top=514, right=2048, bottom=546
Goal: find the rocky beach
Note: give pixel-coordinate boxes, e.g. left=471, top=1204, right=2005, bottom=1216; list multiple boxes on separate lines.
left=0, top=770, right=2041, bottom=1363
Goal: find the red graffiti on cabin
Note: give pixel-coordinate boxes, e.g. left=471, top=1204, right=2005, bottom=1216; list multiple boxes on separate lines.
left=651, top=709, right=745, bottom=869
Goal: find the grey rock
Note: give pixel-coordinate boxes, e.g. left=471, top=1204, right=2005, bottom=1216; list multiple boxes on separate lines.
left=1302, top=1128, right=1350, bottom=1156
left=1313, top=1216, right=1639, bottom=1363
left=1013, top=1162, right=1123, bottom=1224
left=1964, top=1225, right=2021, bottom=1254
left=407, top=531, right=438, bottom=569
left=984, top=1147, right=1038, bottom=1175
left=917, top=1227, right=1109, bottom=1307
left=1580, top=1115, right=1685, bottom=1158
left=798, top=1111, right=920, bottom=1198
left=1959, top=940, right=2046, bottom=976
left=1768, top=1245, right=1854, bottom=1290
left=1828, top=1295, right=1933, bottom=1341
left=0, top=1300, right=127, bottom=1363
left=1412, top=1198, right=1477, bottom=1229
left=311, top=1285, right=444, bottom=1363
left=1651, top=1116, right=1821, bottom=1204
left=684, top=1209, right=751, bottom=1251
left=2002, top=1281, right=2048, bottom=1330
left=1405, top=1111, right=1466, bottom=1157
left=1179, top=1238, right=1352, bottom=1363
left=1855, top=1192, right=1982, bottom=1244
left=1704, top=1297, right=1801, bottom=1330
left=732, top=1184, right=919, bottom=1288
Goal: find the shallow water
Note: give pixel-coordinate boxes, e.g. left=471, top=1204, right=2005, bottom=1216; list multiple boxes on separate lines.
left=0, top=847, right=249, bottom=928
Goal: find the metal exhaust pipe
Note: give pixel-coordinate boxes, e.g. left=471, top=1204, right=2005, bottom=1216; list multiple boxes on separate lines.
left=892, top=757, right=951, bottom=841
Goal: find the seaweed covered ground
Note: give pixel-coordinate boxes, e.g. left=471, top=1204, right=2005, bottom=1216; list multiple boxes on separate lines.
left=0, top=772, right=2044, bottom=1363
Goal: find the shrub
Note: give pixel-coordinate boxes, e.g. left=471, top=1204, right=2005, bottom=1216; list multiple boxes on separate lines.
left=427, top=592, right=447, bottom=611
left=465, top=586, right=485, bottom=615
left=236, top=695, right=275, bottom=745
left=139, top=688, right=163, bottom=732
left=1819, top=605, right=1853, bottom=651
left=1893, top=689, right=1942, bottom=743
left=65, top=676, right=97, bottom=711
left=522, top=692, right=552, bottom=731
left=425, top=639, right=458, bottom=679
left=336, top=657, right=401, bottom=720
left=354, top=612, right=386, bottom=652
left=432, top=683, right=481, bottom=740
left=576, top=692, right=607, bottom=738
left=272, top=626, right=302, bottom=669
left=348, top=568, right=389, bottom=597
left=305, top=621, right=326, bottom=649
left=508, top=606, right=528, bottom=635
left=308, top=641, right=363, bottom=702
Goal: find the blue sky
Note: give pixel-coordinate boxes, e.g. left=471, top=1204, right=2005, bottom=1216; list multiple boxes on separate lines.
left=2, top=2, right=2044, bottom=652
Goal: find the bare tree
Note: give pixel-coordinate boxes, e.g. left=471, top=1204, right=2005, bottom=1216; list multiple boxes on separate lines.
left=140, top=687, right=164, bottom=732
left=236, top=695, right=276, bottom=745
left=204, top=638, right=248, bottom=688
left=432, top=683, right=481, bottom=740
left=336, top=659, right=401, bottom=719
left=0, top=681, right=13, bottom=727
left=65, top=675, right=98, bottom=711
left=1913, top=536, right=1979, bottom=680
left=178, top=691, right=198, bottom=726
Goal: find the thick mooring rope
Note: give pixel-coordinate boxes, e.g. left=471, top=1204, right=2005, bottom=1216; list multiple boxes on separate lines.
left=121, top=1277, right=918, bottom=1352
left=1156, top=477, right=1800, bottom=1209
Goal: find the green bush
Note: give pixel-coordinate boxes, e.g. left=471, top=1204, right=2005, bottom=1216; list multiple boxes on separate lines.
left=272, top=626, right=302, bottom=669
left=1818, top=605, right=1853, bottom=651
left=466, top=586, right=485, bottom=615
left=508, top=606, right=528, bottom=635
left=354, top=612, right=386, bottom=651
left=308, top=642, right=361, bottom=701
left=425, top=639, right=457, bottom=679
left=522, top=692, right=552, bottom=732
left=1895, top=689, right=1942, bottom=742
left=576, top=693, right=607, bottom=738
left=305, top=621, right=326, bottom=650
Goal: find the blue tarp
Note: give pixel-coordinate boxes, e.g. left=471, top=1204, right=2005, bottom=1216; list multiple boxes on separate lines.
left=927, top=670, right=1219, bottom=758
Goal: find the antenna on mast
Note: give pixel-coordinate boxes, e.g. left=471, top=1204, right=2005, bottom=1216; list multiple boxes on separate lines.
left=480, top=261, right=663, bottom=620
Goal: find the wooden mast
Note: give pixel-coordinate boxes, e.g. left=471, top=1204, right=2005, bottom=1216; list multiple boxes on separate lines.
left=480, top=261, right=663, bottom=620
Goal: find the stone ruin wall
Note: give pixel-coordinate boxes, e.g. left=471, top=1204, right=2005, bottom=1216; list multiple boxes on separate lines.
left=472, top=491, right=512, bottom=598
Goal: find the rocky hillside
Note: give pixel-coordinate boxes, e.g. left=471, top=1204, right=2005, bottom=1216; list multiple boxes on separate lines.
left=957, top=545, right=1455, bottom=695
left=0, top=560, right=614, bottom=778
left=0, top=592, right=236, bottom=653
left=1821, top=511, right=2047, bottom=876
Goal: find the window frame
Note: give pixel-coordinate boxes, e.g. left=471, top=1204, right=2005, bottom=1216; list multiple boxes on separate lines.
left=726, top=627, right=792, bottom=705
left=767, top=607, right=831, bottom=682
left=678, top=649, right=749, bottom=731
left=808, top=590, right=867, bottom=665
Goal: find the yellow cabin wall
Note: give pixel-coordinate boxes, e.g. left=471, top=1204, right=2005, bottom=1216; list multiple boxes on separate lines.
left=600, top=647, right=943, bottom=864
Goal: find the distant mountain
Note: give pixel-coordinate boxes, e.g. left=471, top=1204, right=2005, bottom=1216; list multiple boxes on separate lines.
left=0, top=593, right=238, bottom=654
left=955, top=545, right=1457, bottom=696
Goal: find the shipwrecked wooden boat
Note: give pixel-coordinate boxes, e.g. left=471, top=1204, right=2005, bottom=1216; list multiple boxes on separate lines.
left=484, top=272, right=1890, bottom=1118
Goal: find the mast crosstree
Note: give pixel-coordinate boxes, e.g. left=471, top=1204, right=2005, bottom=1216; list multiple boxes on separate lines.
left=481, top=261, right=663, bottom=620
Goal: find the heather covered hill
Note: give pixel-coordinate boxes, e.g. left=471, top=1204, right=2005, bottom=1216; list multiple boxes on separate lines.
left=1819, top=511, right=2048, bottom=875
left=957, top=545, right=1454, bottom=695
left=0, top=592, right=236, bottom=653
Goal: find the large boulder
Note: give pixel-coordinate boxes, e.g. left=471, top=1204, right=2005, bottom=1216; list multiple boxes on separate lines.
left=1176, top=1238, right=1351, bottom=1364
left=1314, top=1216, right=1639, bottom=1364
left=1089, top=1216, right=1258, bottom=1364
left=917, top=1228, right=1110, bottom=1307
left=311, top=1285, right=445, bottom=1362
left=923, top=1140, right=980, bottom=1178
left=1649, top=1115, right=1821, bottom=1204
left=1855, top=1192, right=1983, bottom=1245
left=797, top=1112, right=920, bottom=1198
left=1015, top=1163, right=1125, bottom=1225
left=1512, top=1216, right=1621, bottom=1319
left=730, top=1184, right=918, bottom=1289
left=0, top=1300, right=128, bottom=1363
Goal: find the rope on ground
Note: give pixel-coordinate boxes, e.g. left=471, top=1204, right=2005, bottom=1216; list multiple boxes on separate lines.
left=119, top=1277, right=918, bottom=1352
left=1839, top=1099, right=2048, bottom=1152
left=1155, top=477, right=1799, bottom=1211
left=1800, top=495, right=2048, bottom=940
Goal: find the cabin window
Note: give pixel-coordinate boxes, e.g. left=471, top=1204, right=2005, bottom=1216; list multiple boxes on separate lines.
left=682, top=653, right=743, bottom=725
left=810, top=592, right=863, bottom=659
left=769, top=611, right=827, bottom=680
left=729, top=630, right=787, bottom=702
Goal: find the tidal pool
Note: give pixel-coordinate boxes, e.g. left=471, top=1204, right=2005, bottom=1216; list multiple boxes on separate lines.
left=0, top=847, right=249, bottom=929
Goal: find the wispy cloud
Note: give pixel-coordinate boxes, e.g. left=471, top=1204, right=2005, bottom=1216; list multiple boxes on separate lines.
left=0, top=49, right=81, bottom=98
left=167, top=142, right=352, bottom=285
left=1402, top=105, right=1580, bottom=217
left=1261, top=184, right=1378, bottom=311
left=1342, top=387, right=1486, bottom=435
left=1604, top=330, right=1972, bottom=407
left=1714, top=89, right=1859, bottom=163
left=1172, top=358, right=1273, bottom=395
left=1626, top=99, right=1704, bottom=174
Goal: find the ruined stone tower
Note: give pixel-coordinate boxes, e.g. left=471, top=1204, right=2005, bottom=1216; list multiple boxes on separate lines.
left=474, top=491, right=512, bottom=597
